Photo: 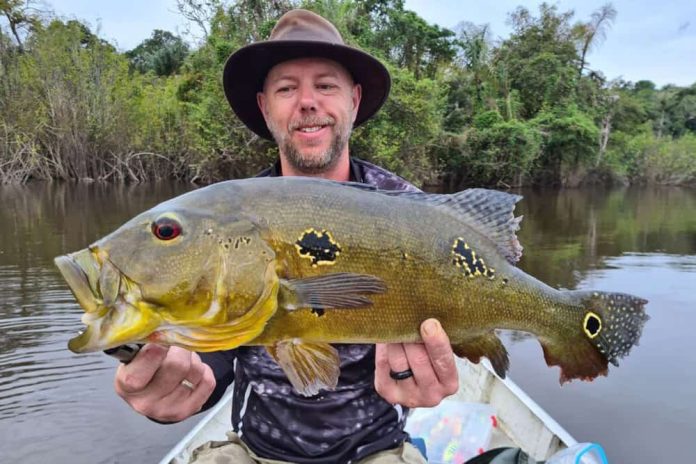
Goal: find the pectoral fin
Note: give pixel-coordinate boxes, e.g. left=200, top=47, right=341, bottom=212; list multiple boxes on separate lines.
left=279, top=273, right=387, bottom=311
left=452, top=333, right=509, bottom=378
left=267, top=340, right=340, bottom=397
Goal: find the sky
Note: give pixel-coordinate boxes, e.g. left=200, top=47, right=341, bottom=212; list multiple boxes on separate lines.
left=45, top=0, right=696, bottom=87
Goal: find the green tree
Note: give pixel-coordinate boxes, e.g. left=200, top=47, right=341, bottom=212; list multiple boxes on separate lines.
left=496, top=3, right=579, bottom=118
left=439, top=110, right=541, bottom=189
left=126, top=30, right=190, bottom=76
left=574, top=3, right=616, bottom=77
left=664, top=84, right=696, bottom=137
left=531, top=105, right=599, bottom=186
left=350, top=0, right=457, bottom=79
left=0, top=0, right=42, bottom=52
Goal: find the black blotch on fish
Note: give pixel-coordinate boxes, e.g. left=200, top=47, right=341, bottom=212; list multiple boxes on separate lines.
left=452, top=238, right=494, bottom=279
left=311, top=307, right=325, bottom=317
left=296, top=229, right=341, bottom=267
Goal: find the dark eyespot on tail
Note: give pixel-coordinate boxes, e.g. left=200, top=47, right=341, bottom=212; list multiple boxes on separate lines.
left=584, top=291, right=649, bottom=366
left=541, top=290, right=648, bottom=384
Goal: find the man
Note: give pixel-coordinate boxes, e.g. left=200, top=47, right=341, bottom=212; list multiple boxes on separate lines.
left=115, top=9, right=458, bottom=463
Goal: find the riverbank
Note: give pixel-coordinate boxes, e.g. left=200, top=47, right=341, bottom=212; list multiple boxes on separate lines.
left=2, top=3, right=695, bottom=189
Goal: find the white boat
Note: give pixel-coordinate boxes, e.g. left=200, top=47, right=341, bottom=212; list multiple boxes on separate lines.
left=161, top=358, right=577, bottom=464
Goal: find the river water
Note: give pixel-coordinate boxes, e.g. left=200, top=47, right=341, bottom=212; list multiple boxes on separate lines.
left=0, top=182, right=694, bottom=463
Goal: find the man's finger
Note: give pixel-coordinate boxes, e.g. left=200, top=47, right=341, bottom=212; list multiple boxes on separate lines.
left=160, top=354, right=206, bottom=405
left=420, top=319, right=457, bottom=386
left=184, top=353, right=206, bottom=388
left=117, top=344, right=170, bottom=394
left=386, top=342, right=410, bottom=376
left=374, top=343, right=392, bottom=393
left=187, top=365, right=216, bottom=412
left=403, top=343, right=437, bottom=388
left=158, top=364, right=216, bottom=422
left=146, top=346, right=194, bottom=395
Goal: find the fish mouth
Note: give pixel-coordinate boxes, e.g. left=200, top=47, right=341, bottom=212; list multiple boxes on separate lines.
left=55, top=249, right=162, bottom=353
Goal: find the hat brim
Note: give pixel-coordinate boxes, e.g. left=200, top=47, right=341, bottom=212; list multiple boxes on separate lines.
left=223, top=41, right=391, bottom=140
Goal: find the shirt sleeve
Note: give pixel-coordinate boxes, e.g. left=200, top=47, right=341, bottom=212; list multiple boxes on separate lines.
left=198, top=350, right=237, bottom=412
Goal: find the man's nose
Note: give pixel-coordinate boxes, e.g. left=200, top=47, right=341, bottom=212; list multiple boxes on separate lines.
left=298, top=85, right=318, bottom=112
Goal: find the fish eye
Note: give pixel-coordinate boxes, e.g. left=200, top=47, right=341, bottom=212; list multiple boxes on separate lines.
left=152, top=216, right=182, bottom=241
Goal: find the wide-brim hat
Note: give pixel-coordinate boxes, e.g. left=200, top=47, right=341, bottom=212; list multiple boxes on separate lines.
left=222, top=9, right=391, bottom=140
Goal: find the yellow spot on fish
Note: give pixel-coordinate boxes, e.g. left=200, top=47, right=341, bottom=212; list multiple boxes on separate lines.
left=583, top=311, right=602, bottom=339
left=296, top=229, right=341, bottom=267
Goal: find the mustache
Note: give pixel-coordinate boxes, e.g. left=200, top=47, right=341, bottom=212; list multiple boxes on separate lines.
left=289, top=116, right=335, bottom=131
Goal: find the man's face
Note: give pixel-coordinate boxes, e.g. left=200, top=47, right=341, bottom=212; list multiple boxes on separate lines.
left=257, top=57, right=362, bottom=174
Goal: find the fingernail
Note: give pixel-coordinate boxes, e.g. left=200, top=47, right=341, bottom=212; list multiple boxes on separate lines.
left=423, top=319, right=440, bottom=337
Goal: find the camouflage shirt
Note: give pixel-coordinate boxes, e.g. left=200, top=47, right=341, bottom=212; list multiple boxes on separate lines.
left=199, top=158, right=420, bottom=463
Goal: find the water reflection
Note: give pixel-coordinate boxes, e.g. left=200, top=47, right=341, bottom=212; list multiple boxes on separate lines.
left=0, top=182, right=694, bottom=463
left=515, top=187, right=696, bottom=286
left=0, top=182, right=196, bottom=463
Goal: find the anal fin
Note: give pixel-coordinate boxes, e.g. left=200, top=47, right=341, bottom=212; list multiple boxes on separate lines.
left=452, top=333, right=509, bottom=378
left=266, top=340, right=340, bottom=397
left=540, top=337, right=608, bottom=384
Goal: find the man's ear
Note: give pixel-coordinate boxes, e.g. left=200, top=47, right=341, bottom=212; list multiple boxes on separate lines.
left=257, top=92, right=267, bottom=119
left=351, top=84, right=362, bottom=123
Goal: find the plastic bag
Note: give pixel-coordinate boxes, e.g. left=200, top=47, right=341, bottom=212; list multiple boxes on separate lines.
left=405, top=399, right=497, bottom=463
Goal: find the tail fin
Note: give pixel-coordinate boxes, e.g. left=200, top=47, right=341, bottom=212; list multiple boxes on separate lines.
left=541, top=291, right=649, bottom=384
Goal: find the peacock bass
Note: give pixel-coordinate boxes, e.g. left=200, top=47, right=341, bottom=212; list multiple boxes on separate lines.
left=55, top=177, right=648, bottom=396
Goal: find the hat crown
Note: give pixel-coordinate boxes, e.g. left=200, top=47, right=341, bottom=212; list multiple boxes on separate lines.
left=269, top=9, right=344, bottom=45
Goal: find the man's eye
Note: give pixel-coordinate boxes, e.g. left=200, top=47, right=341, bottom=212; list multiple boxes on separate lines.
left=277, top=86, right=293, bottom=94
left=317, top=84, right=335, bottom=90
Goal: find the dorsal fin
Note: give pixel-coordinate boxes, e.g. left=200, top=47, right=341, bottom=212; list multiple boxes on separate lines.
left=340, top=183, right=524, bottom=264
left=439, top=189, right=523, bottom=264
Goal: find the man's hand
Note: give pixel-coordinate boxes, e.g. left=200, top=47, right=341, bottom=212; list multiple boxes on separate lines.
left=374, top=319, right=458, bottom=408
left=114, top=344, right=215, bottom=423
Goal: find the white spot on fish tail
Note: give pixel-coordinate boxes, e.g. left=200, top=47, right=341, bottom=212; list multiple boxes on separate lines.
left=236, top=382, right=252, bottom=437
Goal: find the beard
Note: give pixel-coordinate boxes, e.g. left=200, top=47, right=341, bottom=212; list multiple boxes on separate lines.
left=267, top=115, right=352, bottom=175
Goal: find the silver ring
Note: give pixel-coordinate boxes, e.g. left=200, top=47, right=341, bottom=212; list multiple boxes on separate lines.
left=180, top=379, right=195, bottom=390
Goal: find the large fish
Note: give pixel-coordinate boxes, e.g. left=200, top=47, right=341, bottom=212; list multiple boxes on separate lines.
left=55, top=177, right=648, bottom=396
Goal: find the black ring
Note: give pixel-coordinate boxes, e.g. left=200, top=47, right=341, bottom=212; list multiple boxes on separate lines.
left=389, top=368, right=414, bottom=380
